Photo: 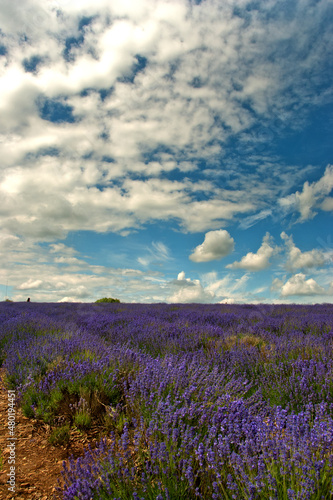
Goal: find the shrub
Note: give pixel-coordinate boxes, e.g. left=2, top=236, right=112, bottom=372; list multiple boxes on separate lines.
left=95, top=298, right=120, bottom=303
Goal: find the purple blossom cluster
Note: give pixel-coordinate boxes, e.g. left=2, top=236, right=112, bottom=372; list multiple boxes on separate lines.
left=0, top=301, right=333, bottom=499
left=61, top=401, right=333, bottom=499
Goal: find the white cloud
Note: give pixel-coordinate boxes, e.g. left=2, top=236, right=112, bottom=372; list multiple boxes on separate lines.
left=137, top=241, right=171, bottom=267
left=1, top=1, right=331, bottom=134
left=49, top=243, right=77, bottom=255
left=152, top=241, right=168, bottom=257
left=279, top=273, right=329, bottom=297
left=57, top=296, right=80, bottom=303
left=0, top=236, right=164, bottom=303
left=0, top=233, right=23, bottom=251
left=54, top=256, right=85, bottom=265
left=0, top=162, right=255, bottom=237
left=167, top=271, right=214, bottom=303
left=166, top=270, right=252, bottom=304
left=270, top=277, right=284, bottom=292
left=0, top=0, right=332, bottom=305
left=205, top=272, right=250, bottom=299
left=279, top=165, right=333, bottom=221
left=0, top=0, right=330, bottom=232
left=227, top=233, right=276, bottom=271
left=17, top=279, right=44, bottom=290
left=280, top=232, right=325, bottom=271
left=219, top=298, right=236, bottom=304
left=321, top=197, right=333, bottom=212
left=137, top=257, right=150, bottom=267
left=189, top=230, right=234, bottom=262
left=239, top=209, right=272, bottom=230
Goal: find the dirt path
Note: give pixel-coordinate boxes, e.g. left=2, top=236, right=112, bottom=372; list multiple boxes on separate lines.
left=0, top=369, right=104, bottom=499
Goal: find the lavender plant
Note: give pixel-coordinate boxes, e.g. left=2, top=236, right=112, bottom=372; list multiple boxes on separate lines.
left=0, top=301, right=333, bottom=499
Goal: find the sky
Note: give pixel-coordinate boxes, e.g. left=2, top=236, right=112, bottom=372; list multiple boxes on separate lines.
left=0, top=0, right=332, bottom=304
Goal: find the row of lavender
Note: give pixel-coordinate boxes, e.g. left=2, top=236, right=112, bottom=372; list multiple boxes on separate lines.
left=1, top=301, right=333, bottom=499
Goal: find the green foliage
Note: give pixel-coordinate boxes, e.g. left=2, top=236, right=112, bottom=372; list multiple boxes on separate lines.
left=19, top=359, right=129, bottom=437
left=49, top=425, right=70, bottom=446
left=95, top=297, right=120, bottom=303
left=74, top=411, right=92, bottom=430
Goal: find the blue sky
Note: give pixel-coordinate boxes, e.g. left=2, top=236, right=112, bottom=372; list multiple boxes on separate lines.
left=0, top=0, right=332, bottom=303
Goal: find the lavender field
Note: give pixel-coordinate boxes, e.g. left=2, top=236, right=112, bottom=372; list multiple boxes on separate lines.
left=1, top=301, right=333, bottom=499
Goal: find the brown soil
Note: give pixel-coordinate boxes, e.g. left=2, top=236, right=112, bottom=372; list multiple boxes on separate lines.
left=0, top=369, right=108, bottom=500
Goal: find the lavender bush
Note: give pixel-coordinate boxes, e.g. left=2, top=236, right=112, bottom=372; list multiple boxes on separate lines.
left=0, top=301, right=333, bottom=499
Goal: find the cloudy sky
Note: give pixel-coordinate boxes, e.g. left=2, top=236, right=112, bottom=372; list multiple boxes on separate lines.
left=0, top=0, right=332, bottom=304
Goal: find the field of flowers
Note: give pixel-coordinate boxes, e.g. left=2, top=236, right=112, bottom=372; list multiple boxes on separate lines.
left=1, top=301, right=333, bottom=499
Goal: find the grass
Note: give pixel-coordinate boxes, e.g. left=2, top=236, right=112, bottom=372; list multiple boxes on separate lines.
left=48, top=425, right=70, bottom=446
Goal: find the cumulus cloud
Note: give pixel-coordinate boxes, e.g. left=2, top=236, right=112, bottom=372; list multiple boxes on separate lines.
left=168, top=271, right=214, bottom=303
left=227, top=233, right=276, bottom=271
left=0, top=0, right=332, bottom=304
left=0, top=233, right=23, bottom=251
left=177, top=271, right=186, bottom=281
left=49, top=243, right=78, bottom=255
left=280, top=232, right=325, bottom=271
left=219, top=298, right=236, bottom=304
left=0, top=0, right=331, bottom=241
left=0, top=162, right=254, bottom=237
left=321, top=197, right=333, bottom=212
left=279, top=165, right=333, bottom=221
left=167, top=270, right=252, bottom=304
left=189, top=230, right=234, bottom=262
left=57, top=297, right=80, bottom=303
left=278, top=273, right=329, bottom=297
left=16, top=279, right=44, bottom=290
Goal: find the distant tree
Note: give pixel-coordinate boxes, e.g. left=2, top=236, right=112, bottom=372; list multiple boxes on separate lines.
left=95, top=297, right=120, bottom=303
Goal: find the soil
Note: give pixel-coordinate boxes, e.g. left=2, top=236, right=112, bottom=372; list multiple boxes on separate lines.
left=0, top=369, right=108, bottom=500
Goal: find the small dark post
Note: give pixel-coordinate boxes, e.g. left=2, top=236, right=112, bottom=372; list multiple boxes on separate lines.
left=27, top=297, right=30, bottom=302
